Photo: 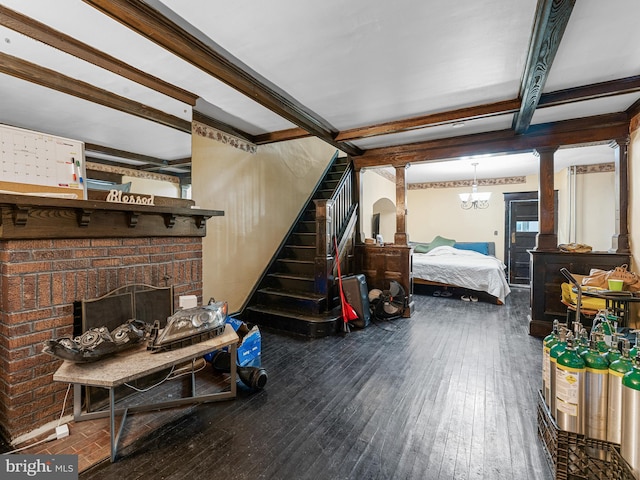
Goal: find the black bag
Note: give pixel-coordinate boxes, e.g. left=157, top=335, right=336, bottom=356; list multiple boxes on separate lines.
left=341, top=274, right=371, bottom=328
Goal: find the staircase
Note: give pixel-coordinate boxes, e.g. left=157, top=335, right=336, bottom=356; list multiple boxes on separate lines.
left=242, top=154, right=357, bottom=337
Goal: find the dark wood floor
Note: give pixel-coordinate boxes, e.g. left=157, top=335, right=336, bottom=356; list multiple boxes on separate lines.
left=80, top=286, right=551, bottom=480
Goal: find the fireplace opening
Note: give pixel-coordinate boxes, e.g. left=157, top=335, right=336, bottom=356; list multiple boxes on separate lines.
left=73, top=284, right=174, bottom=412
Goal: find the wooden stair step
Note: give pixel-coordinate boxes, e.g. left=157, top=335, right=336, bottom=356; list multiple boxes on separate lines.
left=257, top=287, right=326, bottom=302
left=244, top=305, right=340, bottom=338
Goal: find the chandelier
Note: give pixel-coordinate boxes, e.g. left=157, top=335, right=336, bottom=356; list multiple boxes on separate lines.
left=459, top=162, right=491, bottom=210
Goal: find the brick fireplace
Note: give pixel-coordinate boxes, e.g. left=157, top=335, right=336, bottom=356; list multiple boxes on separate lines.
left=0, top=193, right=222, bottom=442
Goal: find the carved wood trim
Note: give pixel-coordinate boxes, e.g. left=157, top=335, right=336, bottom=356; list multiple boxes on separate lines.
left=163, top=213, right=176, bottom=228
left=77, top=209, right=93, bottom=227
left=0, top=194, right=222, bottom=239
left=512, top=0, right=576, bottom=134
left=194, top=216, right=207, bottom=229
left=127, top=212, right=140, bottom=228
left=12, top=205, right=29, bottom=226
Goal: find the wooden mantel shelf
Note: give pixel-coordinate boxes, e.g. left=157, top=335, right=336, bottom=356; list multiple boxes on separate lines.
left=0, top=193, right=224, bottom=239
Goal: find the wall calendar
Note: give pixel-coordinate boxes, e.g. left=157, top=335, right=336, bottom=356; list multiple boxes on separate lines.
left=0, top=123, right=87, bottom=199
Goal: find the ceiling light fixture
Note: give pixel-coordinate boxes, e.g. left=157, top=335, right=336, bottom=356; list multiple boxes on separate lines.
left=459, top=162, right=491, bottom=210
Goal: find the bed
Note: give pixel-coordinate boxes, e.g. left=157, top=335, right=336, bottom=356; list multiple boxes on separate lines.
left=412, top=242, right=511, bottom=304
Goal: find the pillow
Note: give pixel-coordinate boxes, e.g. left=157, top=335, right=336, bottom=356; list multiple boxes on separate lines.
left=428, top=235, right=456, bottom=250
left=414, top=243, right=430, bottom=253
left=453, top=242, right=490, bottom=255
left=413, top=236, right=456, bottom=254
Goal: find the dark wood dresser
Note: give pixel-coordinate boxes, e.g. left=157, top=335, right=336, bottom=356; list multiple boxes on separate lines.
left=529, top=250, right=631, bottom=337
left=355, top=243, right=414, bottom=317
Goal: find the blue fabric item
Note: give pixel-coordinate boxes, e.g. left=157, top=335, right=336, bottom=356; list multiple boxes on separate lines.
left=203, top=316, right=262, bottom=367
left=453, top=242, right=490, bottom=255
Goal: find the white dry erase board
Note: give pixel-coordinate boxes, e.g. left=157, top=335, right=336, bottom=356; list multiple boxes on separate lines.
left=0, top=124, right=87, bottom=199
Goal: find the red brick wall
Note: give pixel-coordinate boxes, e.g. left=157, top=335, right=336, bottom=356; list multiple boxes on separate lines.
left=0, top=236, right=203, bottom=442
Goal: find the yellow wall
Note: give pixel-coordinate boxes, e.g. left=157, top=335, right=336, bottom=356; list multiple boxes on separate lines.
left=407, top=175, right=539, bottom=262
left=360, top=169, right=396, bottom=241
left=576, top=170, right=615, bottom=251
left=359, top=165, right=616, bottom=263
left=631, top=123, right=640, bottom=271
left=192, top=134, right=337, bottom=312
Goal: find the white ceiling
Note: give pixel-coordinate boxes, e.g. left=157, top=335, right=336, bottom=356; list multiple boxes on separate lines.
left=0, top=0, right=638, bottom=183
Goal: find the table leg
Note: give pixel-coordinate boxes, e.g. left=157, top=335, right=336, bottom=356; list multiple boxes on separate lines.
left=110, top=388, right=116, bottom=462
left=190, top=358, right=196, bottom=397
left=73, top=384, right=83, bottom=421
left=229, top=342, right=237, bottom=398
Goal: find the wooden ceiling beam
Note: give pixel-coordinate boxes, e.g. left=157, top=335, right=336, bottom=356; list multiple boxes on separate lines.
left=85, top=143, right=171, bottom=167
left=257, top=74, right=639, bottom=146
left=0, top=4, right=197, bottom=106
left=336, top=99, right=521, bottom=142
left=0, top=53, right=191, bottom=133
left=539, top=75, right=640, bottom=108
left=83, top=0, right=362, bottom=156
left=254, top=128, right=311, bottom=145
left=512, top=0, right=576, bottom=134
left=356, top=113, right=629, bottom=168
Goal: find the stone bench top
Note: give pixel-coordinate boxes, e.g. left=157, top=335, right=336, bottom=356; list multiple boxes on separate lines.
left=53, top=324, right=238, bottom=388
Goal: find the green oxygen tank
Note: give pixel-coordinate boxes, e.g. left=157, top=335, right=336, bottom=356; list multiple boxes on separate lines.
left=597, top=330, right=609, bottom=354
left=576, top=327, right=590, bottom=357
left=629, top=329, right=640, bottom=359
left=604, top=332, right=622, bottom=365
left=607, top=339, right=634, bottom=444
left=555, top=334, right=586, bottom=434
left=581, top=335, right=609, bottom=442
left=621, top=353, right=640, bottom=479
left=549, top=327, right=569, bottom=418
left=543, top=320, right=560, bottom=407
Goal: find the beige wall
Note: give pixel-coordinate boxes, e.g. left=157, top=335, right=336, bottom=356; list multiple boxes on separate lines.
left=576, top=170, right=615, bottom=251
left=192, top=134, right=337, bottom=312
left=407, top=175, right=539, bottom=262
left=359, top=163, right=616, bottom=263
left=628, top=118, right=639, bottom=327
left=360, top=169, right=396, bottom=241
left=631, top=123, right=640, bottom=270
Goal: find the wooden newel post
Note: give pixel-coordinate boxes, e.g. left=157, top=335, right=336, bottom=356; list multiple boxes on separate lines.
left=354, top=166, right=363, bottom=245
left=611, top=136, right=631, bottom=253
left=394, top=164, right=408, bottom=246
left=534, top=147, right=558, bottom=251
left=314, top=199, right=333, bottom=299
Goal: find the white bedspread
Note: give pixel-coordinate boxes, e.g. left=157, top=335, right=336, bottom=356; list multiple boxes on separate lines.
left=413, top=246, right=511, bottom=303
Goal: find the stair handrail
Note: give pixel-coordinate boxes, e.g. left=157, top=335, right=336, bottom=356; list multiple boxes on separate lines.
left=236, top=150, right=342, bottom=316
left=314, top=159, right=358, bottom=308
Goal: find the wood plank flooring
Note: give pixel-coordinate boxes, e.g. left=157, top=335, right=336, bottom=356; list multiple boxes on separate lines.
left=79, top=286, right=551, bottom=480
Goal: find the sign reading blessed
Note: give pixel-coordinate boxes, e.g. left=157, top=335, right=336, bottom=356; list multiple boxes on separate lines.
left=106, top=189, right=155, bottom=206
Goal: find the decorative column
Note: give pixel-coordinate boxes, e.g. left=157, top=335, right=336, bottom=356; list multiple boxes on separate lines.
left=535, top=146, right=558, bottom=250
left=354, top=167, right=363, bottom=244
left=394, top=165, right=408, bottom=245
left=611, top=136, right=631, bottom=253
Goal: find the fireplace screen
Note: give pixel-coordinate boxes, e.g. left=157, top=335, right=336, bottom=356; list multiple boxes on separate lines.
left=74, top=284, right=174, bottom=412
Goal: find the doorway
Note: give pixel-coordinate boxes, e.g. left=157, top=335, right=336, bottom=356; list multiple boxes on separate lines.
left=503, top=191, right=558, bottom=285
left=504, top=192, right=538, bottom=285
